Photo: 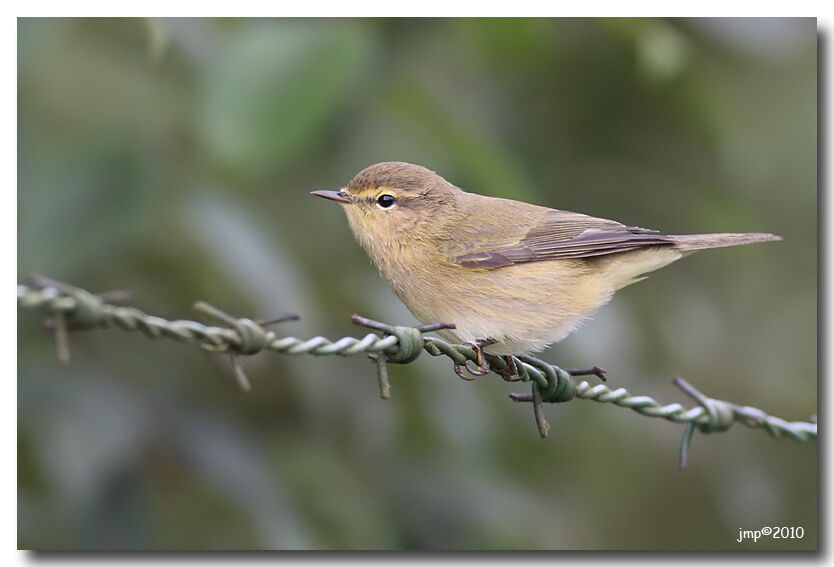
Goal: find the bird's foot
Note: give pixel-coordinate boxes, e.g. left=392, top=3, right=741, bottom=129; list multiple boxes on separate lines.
left=453, top=362, right=478, bottom=380
left=496, top=355, right=521, bottom=382
left=453, top=339, right=493, bottom=380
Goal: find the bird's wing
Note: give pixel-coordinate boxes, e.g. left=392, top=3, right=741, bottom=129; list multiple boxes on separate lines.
left=444, top=208, right=674, bottom=268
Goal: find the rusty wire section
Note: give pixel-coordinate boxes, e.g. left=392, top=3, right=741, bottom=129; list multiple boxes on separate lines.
left=18, top=276, right=817, bottom=467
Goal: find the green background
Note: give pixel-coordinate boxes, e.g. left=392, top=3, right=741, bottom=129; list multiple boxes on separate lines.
left=18, top=17, right=817, bottom=550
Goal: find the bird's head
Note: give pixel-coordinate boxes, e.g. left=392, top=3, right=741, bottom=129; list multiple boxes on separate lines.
left=312, top=162, right=461, bottom=254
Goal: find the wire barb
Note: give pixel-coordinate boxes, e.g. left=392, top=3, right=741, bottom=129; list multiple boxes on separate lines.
left=52, top=311, right=71, bottom=364
left=352, top=314, right=454, bottom=396
left=532, top=382, right=549, bottom=438
left=193, top=300, right=299, bottom=391
left=368, top=353, right=391, bottom=399
left=569, top=366, right=608, bottom=382
left=17, top=277, right=817, bottom=464
left=672, top=377, right=734, bottom=468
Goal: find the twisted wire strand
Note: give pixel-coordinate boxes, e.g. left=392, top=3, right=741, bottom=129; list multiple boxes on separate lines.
left=572, top=382, right=816, bottom=441
left=17, top=281, right=817, bottom=463
left=17, top=284, right=399, bottom=356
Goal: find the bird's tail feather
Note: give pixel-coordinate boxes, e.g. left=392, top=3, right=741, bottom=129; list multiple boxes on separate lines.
left=671, top=232, right=781, bottom=252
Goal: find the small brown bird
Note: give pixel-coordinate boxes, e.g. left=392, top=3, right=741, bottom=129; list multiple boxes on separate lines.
left=313, top=162, right=780, bottom=374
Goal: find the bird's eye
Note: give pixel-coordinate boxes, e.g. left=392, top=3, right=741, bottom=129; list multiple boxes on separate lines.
left=376, top=194, right=396, bottom=209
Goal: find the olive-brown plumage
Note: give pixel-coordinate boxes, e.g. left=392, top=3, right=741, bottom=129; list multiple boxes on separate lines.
left=312, top=162, right=780, bottom=355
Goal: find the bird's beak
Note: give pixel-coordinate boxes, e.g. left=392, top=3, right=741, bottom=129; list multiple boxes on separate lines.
left=310, top=189, right=354, bottom=204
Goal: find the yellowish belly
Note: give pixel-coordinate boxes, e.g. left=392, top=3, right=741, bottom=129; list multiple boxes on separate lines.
left=384, top=247, right=682, bottom=355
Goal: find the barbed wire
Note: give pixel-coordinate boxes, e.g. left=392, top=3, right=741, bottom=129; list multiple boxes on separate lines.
left=17, top=275, right=817, bottom=467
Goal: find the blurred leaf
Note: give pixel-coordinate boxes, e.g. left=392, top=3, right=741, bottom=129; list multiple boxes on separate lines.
left=18, top=144, right=157, bottom=277
left=17, top=19, right=182, bottom=143
left=198, top=21, right=371, bottom=175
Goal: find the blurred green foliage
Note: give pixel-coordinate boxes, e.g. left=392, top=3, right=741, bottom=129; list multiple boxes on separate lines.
left=18, top=18, right=816, bottom=550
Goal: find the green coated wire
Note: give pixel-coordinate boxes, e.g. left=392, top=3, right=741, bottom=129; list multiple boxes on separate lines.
left=17, top=276, right=817, bottom=466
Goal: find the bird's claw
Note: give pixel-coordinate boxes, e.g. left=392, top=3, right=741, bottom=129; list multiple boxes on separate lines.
left=468, top=341, right=491, bottom=376
left=454, top=362, right=478, bottom=380
left=453, top=341, right=491, bottom=380
left=497, top=355, right=521, bottom=382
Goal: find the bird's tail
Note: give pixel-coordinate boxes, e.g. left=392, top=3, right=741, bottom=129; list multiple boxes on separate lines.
left=670, top=232, right=781, bottom=252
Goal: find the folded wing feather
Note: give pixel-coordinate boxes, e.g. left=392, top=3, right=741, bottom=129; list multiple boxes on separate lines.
left=450, top=209, right=675, bottom=268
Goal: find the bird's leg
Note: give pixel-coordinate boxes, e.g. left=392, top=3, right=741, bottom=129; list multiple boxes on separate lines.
left=568, top=366, right=608, bottom=382
left=453, top=339, right=494, bottom=379
left=496, top=355, right=521, bottom=382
